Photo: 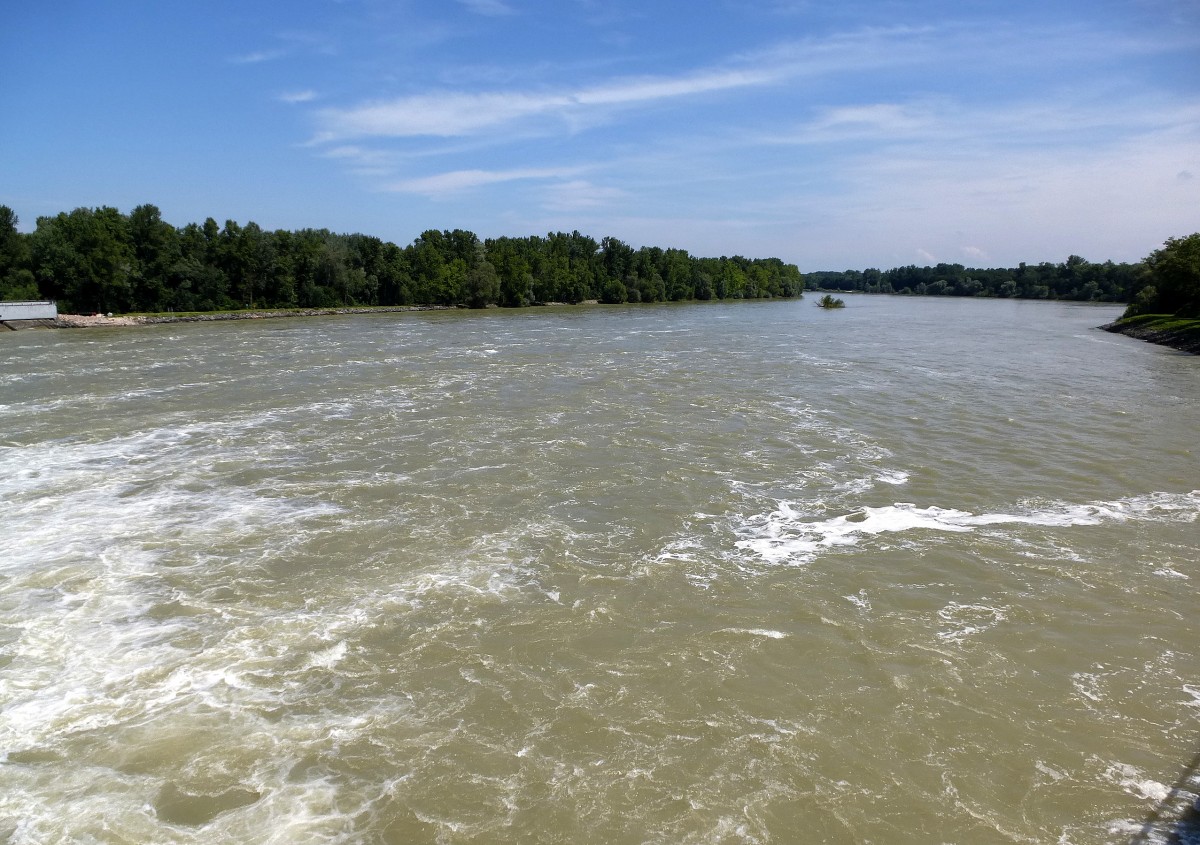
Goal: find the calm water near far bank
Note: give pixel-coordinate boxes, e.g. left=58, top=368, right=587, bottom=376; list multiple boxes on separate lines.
left=1, top=295, right=1197, bottom=843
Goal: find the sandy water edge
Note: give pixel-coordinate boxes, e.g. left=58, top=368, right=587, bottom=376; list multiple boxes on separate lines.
left=44, top=302, right=608, bottom=329
left=50, top=305, right=455, bottom=329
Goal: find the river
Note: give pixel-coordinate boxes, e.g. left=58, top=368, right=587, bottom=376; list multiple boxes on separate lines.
left=1, top=295, right=1197, bottom=843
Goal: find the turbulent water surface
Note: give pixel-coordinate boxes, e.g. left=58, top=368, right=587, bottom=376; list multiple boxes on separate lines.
left=1, top=296, right=1198, bottom=844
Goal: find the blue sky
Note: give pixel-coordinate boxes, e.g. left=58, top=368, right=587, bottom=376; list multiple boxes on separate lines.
left=3, top=0, right=1197, bottom=270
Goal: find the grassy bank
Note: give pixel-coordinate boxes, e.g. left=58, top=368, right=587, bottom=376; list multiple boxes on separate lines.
left=1101, top=314, right=1200, bottom=355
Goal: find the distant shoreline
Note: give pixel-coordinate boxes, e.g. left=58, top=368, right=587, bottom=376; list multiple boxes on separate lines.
left=49, top=305, right=457, bottom=329
left=14, top=300, right=614, bottom=330
left=1101, top=315, right=1200, bottom=355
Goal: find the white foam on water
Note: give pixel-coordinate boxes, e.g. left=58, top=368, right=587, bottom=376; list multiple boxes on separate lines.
left=735, top=491, right=1200, bottom=565
left=305, top=640, right=348, bottom=670
left=1153, top=567, right=1189, bottom=579
left=718, top=628, right=789, bottom=639
left=0, top=410, right=411, bottom=840
left=1034, top=761, right=1068, bottom=783
left=843, top=589, right=871, bottom=611
left=655, top=536, right=705, bottom=564
left=936, top=602, right=1008, bottom=643
left=1104, top=762, right=1171, bottom=803
left=0, top=423, right=341, bottom=575
left=1071, top=672, right=1106, bottom=703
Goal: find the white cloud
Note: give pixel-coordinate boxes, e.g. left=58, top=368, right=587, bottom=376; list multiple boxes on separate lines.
left=385, top=166, right=584, bottom=197
left=574, top=68, right=779, bottom=106
left=313, top=63, right=785, bottom=140
left=316, top=92, right=571, bottom=139
left=312, top=23, right=1091, bottom=144
left=774, top=117, right=1200, bottom=267
left=302, top=19, right=1199, bottom=268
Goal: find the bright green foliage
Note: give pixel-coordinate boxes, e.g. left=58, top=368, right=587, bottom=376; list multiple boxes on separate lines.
left=464, top=243, right=499, bottom=309
left=1123, top=284, right=1159, bottom=318
left=600, top=278, right=628, bottom=304
left=6, top=203, right=810, bottom=313
left=1135, top=234, right=1200, bottom=317
left=0, top=206, right=37, bottom=300
left=11, top=200, right=1178, bottom=316
left=29, top=207, right=134, bottom=313
left=817, top=294, right=845, bottom=309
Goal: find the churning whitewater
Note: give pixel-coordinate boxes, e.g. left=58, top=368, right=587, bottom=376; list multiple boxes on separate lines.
left=1, top=296, right=1197, bottom=843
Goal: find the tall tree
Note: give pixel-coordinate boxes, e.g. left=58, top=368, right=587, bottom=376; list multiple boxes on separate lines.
left=464, top=242, right=499, bottom=308
left=1143, top=234, right=1200, bottom=316
left=29, top=207, right=133, bottom=313
left=0, top=206, right=37, bottom=299
left=127, top=203, right=180, bottom=311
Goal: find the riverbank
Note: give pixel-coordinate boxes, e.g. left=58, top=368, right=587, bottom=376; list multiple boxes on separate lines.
left=40, top=301, right=614, bottom=329
left=51, top=305, right=454, bottom=329
left=1101, top=314, right=1200, bottom=355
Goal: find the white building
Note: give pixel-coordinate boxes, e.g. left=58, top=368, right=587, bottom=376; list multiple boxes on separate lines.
left=0, top=300, right=58, bottom=321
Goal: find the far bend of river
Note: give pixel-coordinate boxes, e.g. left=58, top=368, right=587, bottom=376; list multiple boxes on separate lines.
left=1, top=295, right=1198, bottom=844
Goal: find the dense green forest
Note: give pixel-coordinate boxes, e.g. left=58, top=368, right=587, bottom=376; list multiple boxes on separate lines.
left=0, top=205, right=802, bottom=314
left=0, top=204, right=1167, bottom=315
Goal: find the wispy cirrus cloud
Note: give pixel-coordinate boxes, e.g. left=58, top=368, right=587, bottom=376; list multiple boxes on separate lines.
left=313, top=65, right=782, bottom=140
left=230, top=29, right=339, bottom=66
left=308, top=23, right=1029, bottom=144
left=385, top=166, right=586, bottom=197
left=760, top=92, right=1200, bottom=152
left=302, top=17, right=1198, bottom=264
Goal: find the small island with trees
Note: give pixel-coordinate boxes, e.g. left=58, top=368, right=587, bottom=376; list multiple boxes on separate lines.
left=816, top=294, right=846, bottom=309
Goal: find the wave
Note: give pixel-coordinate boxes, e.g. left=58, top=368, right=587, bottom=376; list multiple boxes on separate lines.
left=736, top=491, right=1200, bottom=565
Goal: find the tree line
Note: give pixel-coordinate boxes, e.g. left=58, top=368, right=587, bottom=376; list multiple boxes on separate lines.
left=0, top=205, right=803, bottom=314
left=805, top=257, right=1144, bottom=302
left=2, top=204, right=1185, bottom=316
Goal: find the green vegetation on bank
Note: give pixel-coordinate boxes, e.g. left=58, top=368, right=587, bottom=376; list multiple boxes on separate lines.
left=1099, top=234, right=1200, bottom=354
left=1119, top=233, right=1200, bottom=319
left=1102, top=313, right=1200, bottom=354
left=0, top=205, right=803, bottom=314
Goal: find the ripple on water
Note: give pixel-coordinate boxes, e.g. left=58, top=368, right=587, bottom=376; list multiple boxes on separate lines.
left=1, top=302, right=1197, bottom=842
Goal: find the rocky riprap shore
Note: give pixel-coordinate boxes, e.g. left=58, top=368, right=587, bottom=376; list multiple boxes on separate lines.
left=1101, top=318, right=1200, bottom=355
